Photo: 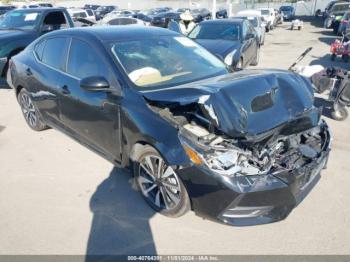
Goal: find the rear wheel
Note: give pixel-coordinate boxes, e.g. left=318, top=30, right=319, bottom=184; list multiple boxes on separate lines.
left=134, top=146, right=190, bottom=217
left=18, top=88, right=48, bottom=131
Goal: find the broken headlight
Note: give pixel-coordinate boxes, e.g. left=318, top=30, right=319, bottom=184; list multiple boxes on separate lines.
left=179, top=123, right=272, bottom=177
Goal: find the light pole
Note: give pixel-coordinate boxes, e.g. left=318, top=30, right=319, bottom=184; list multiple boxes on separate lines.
left=212, top=0, right=217, bottom=20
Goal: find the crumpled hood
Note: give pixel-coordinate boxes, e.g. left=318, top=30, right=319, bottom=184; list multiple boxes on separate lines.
left=0, top=29, right=35, bottom=42
left=195, top=39, right=241, bottom=58
left=143, top=69, right=320, bottom=138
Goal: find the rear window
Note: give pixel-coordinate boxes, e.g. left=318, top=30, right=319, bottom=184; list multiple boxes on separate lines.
left=86, top=9, right=93, bottom=16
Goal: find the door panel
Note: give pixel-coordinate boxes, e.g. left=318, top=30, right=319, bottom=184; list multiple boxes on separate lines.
left=29, top=37, right=69, bottom=124
left=58, top=38, right=122, bottom=161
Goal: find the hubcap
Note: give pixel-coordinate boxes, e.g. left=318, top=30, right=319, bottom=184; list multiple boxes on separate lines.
left=138, top=154, right=181, bottom=210
left=20, top=93, right=37, bottom=127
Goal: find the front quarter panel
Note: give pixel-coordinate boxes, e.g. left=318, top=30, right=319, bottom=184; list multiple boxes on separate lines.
left=121, top=88, right=190, bottom=167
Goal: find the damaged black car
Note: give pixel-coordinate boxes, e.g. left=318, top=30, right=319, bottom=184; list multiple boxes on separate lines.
left=8, top=27, right=332, bottom=226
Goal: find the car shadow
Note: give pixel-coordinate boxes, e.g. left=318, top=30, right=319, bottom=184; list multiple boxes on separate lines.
left=85, top=167, right=157, bottom=261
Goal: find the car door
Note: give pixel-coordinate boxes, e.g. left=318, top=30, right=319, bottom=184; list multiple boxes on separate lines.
left=247, top=22, right=258, bottom=61
left=58, top=37, right=122, bottom=162
left=241, top=20, right=253, bottom=66
left=29, top=36, right=70, bottom=126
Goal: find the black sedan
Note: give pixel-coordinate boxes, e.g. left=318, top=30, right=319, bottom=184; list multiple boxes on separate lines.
left=150, top=11, right=180, bottom=28
left=188, top=19, right=260, bottom=68
left=191, top=8, right=211, bottom=22
left=8, top=27, right=331, bottom=226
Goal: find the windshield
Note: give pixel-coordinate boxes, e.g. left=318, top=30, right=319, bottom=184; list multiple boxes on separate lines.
left=0, top=10, right=41, bottom=30
left=261, top=9, right=269, bottom=15
left=237, top=16, right=258, bottom=27
left=111, top=36, right=227, bottom=90
left=332, top=3, right=350, bottom=12
left=188, top=23, right=240, bottom=41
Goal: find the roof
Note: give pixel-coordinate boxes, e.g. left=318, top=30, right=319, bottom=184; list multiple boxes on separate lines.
left=48, top=26, right=179, bottom=42
left=13, top=7, right=66, bottom=12
left=200, top=18, right=244, bottom=24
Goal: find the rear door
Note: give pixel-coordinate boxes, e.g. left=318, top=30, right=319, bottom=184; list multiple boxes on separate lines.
left=29, top=36, right=70, bottom=125
left=58, top=37, right=122, bottom=161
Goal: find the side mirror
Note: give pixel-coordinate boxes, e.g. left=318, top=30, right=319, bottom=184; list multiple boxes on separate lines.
left=245, top=33, right=255, bottom=40
left=80, top=76, right=110, bottom=91
left=41, top=24, right=54, bottom=33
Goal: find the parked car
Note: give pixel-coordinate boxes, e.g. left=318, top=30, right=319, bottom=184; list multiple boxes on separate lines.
left=37, top=3, right=53, bottom=8
left=323, top=0, right=347, bottom=18
left=279, top=5, right=295, bottom=21
left=258, top=7, right=275, bottom=30
left=95, top=5, right=117, bottom=20
left=233, top=15, right=266, bottom=45
left=151, top=11, right=180, bottom=28
left=102, top=9, right=135, bottom=22
left=324, top=2, right=350, bottom=31
left=84, top=4, right=100, bottom=11
left=8, top=26, right=332, bottom=226
left=191, top=8, right=211, bottom=22
left=236, top=9, right=269, bottom=32
left=0, top=7, right=74, bottom=78
left=0, top=5, right=16, bottom=16
left=134, top=8, right=164, bottom=23
left=216, top=8, right=228, bottom=19
left=188, top=19, right=260, bottom=68
left=68, top=8, right=96, bottom=23
left=103, top=17, right=145, bottom=26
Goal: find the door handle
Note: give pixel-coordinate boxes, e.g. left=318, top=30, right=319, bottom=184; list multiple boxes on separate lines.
left=26, top=68, right=32, bottom=76
left=61, top=85, right=70, bottom=95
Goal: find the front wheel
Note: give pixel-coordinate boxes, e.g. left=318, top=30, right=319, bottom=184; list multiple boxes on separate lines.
left=18, top=88, right=48, bottom=131
left=331, top=107, right=348, bottom=121
left=134, top=146, right=190, bottom=217
left=250, top=48, right=260, bottom=66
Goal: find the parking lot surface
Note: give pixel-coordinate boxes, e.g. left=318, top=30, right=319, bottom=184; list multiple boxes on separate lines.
left=0, top=19, right=350, bottom=255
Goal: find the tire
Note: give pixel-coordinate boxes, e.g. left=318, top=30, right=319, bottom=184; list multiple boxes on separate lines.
left=298, top=26, right=301, bottom=30
left=18, top=88, right=48, bottom=131
left=133, top=145, right=190, bottom=218
left=250, top=47, right=260, bottom=66
left=291, top=25, right=294, bottom=30
left=342, top=54, right=349, bottom=62
left=331, top=107, right=348, bottom=121
left=331, top=54, right=336, bottom=61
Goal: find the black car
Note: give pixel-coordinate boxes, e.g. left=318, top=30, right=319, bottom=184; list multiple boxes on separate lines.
left=8, top=27, right=331, bottom=226
left=151, top=12, right=180, bottom=27
left=191, top=8, right=211, bottom=22
left=84, top=4, right=100, bottom=11
left=216, top=8, right=228, bottom=19
left=188, top=19, right=260, bottom=68
left=0, top=5, right=16, bottom=15
left=279, top=5, right=295, bottom=21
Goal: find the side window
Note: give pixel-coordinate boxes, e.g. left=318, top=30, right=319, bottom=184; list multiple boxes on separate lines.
left=43, top=11, right=68, bottom=30
left=42, top=37, right=69, bottom=70
left=67, top=39, right=109, bottom=79
left=34, top=39, right=46, bottom=61
left=86, top=9, right=93, bottom=16
left=242, top=21, right=248, bottom=38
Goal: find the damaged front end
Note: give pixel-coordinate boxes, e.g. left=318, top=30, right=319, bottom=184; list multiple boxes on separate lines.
left=144, top=70, right=332, bottom=225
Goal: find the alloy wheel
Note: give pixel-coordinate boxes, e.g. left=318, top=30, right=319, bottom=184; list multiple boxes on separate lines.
left=20, top=92, right=37, bottom=127
left=137, top=154, right=182, bottom=210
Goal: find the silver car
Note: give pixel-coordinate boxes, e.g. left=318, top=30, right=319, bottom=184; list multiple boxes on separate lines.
left=233, top=15, right=266, bottom=45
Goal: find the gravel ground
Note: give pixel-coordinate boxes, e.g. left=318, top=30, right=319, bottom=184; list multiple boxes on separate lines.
left=0, top=18, right=349, bottom=255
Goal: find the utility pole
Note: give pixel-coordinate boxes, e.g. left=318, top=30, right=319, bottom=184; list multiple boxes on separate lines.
left=212, top=0, right=217, bottom=20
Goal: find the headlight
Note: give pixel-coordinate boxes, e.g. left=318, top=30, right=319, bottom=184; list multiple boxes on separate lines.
left=224, top=50, right=236, bottom=66
left=179, top=133, right=269, bottom=177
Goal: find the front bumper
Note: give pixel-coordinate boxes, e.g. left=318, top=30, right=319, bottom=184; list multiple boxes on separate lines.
left=178, top=124, right=331, bottom=226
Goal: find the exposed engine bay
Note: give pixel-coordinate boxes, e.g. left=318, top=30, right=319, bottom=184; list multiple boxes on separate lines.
left=148, top=100, right=331, bottom=177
